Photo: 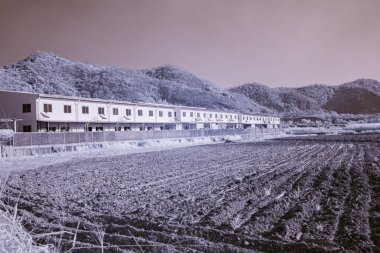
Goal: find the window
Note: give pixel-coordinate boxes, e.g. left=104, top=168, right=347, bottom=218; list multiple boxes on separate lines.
left=225, top=115, right=228, bottom=119
left=182, top=112, right=186, bottom=117
left=138, top=110, right=143, bottom=116
left=197, top=113, right=200, bottom=117
left=64, top=105, right=72, bottom=113
left=203, top=113, right=206, bottom=117
left=190, top=112, right=193, bottom=117
left=82, top=106, right=89, bottom=114
left=209, top=114, right=212, bottom=118
left=149, top=110, right=154, bottom=117
left=43, top=104, right=52, bottom=113
left=168, top=111, right=172, bottom=117
left=22, top=104, right=31, bottom=113
left=23, top=125, right=32, bottom=132
left=235, top=115, right=237, bottom=119
left=220, top=114, right=222, bottom=118
left=159, top=111, right=163, bottom=117
left=113, top=108, right=118, bottom=115
left=215, top=114, right=217, bottom=118
left=95, top=127, right=103, bottom=131
left=124, top=126, right=131, bottom=131
left=126, top=109, right=132, bottom=116
left=98, top=107, right=105, bottom=115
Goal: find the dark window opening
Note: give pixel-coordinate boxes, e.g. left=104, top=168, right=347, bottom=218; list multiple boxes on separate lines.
left=64, top=105, right=72, bottom=113
left=23, top=125, right=32, bottom=132
left=98, top=107, right=105, bottom=115
left=82, top=106, right=89, bottom=114
left=43, top=104, right=52, bottom=113
left=22, top=104, right=31, bottom=113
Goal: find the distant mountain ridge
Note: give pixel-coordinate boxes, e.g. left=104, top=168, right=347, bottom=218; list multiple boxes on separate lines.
left=0, top=51, right=269, bottom=114
left=229, top=79, right=380, bottom=115
left=0, top=51, right=379, bottom=116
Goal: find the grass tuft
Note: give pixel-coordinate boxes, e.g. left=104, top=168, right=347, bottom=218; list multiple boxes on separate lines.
left=0, top=203, right=55, bottom=253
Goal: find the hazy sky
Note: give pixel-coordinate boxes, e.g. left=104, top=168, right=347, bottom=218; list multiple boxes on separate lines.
left=1, top=0, right=380, bottom=88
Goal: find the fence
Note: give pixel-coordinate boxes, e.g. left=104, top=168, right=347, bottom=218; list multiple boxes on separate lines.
left=11, top=128, right=282, bottom=147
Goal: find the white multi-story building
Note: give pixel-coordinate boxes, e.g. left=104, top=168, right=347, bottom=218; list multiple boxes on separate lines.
left=174, top=106, right=240, bottom=130
left=240, top=114, right=280, bottom=129
left=0, top=90, right=281, bottom=132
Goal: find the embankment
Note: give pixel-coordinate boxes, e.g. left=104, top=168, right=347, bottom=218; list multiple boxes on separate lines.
left=1, top=128, right=283, bottom=158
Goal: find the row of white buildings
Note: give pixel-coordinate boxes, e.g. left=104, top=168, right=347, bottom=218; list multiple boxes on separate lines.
left=0, top=90, right=281, bottom=132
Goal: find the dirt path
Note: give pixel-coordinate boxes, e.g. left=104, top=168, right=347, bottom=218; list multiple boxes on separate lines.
left=1, top=134, right=380, bottom=252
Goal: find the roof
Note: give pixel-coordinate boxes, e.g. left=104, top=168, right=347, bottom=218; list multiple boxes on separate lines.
left=0, top=118, right=23, bottom=122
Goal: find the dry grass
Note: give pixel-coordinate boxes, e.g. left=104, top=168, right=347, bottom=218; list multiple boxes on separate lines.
left=0, top=173, right=54, bottom=253
left=0, top=203, right=54, bottom=253
left=0, top=174, right=140, bottom=253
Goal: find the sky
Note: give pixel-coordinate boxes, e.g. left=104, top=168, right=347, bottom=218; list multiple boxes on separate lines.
left=0, top=0, right=380, bottom=88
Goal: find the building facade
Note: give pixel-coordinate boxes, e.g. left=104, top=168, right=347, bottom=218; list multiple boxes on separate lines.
left=0, top=90, right=281, bottom=132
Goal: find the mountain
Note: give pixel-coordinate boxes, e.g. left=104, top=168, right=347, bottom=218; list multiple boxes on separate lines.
left=0, top=51, right=270, bottom=114
left=323, top=80, right=380, bottom=114
left=0, top=51, right=379, bottom=116
left=229, top=79, right=380, bottom=115
left=228, top=83, right=322, bottom=113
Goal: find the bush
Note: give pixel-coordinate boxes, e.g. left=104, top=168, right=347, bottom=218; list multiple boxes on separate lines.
left=344, top=123, right=380, bottom=133
left=0, top=130, right=14, bottom=146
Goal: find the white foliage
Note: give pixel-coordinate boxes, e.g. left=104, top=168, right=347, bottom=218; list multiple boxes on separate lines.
left=344, top=123, right=380, bottom=132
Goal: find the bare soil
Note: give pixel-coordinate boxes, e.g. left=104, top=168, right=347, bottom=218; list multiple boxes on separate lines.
left=2, top=134, right=380, bottom=253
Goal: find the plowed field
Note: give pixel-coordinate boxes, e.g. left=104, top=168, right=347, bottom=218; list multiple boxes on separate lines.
left=2, top=134, right=380, bottom=253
